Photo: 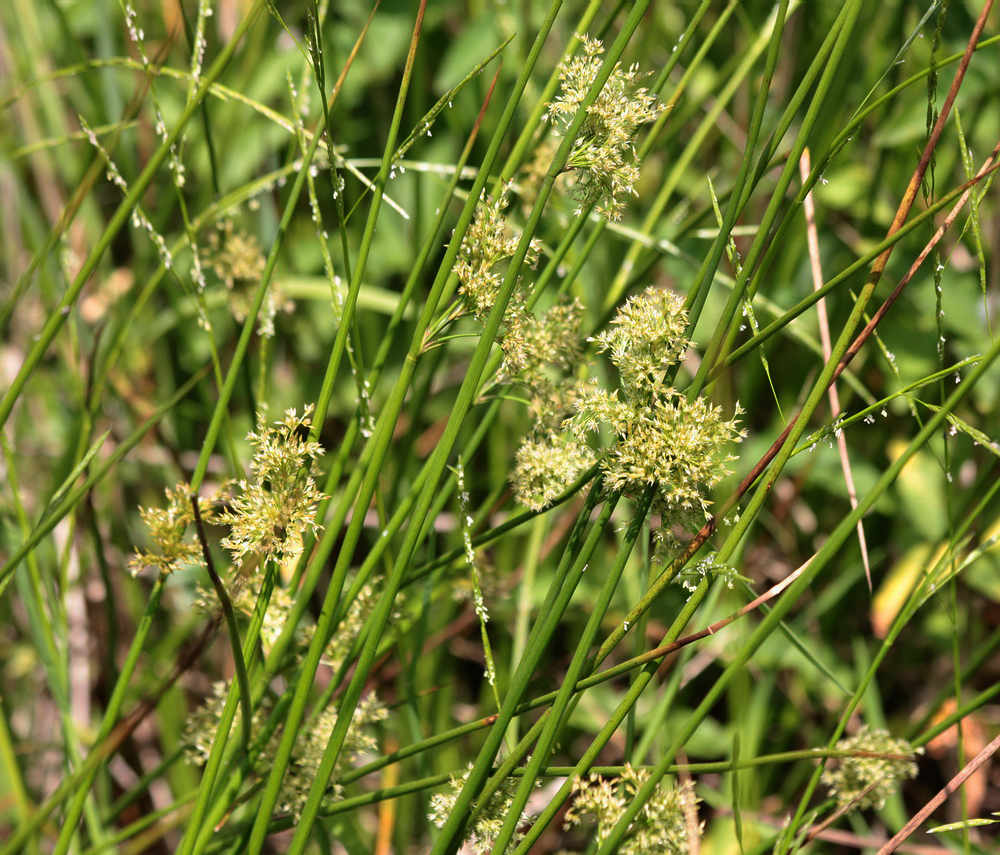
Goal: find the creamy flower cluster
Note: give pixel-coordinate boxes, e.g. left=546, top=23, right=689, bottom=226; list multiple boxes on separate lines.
left=545, top=34, right=661, bottom=221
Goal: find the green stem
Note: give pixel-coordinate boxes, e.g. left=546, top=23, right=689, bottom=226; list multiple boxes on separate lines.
left=243, top=4, right=567, bottom=851
left=689, top=0, right=846, bottom=394
left=0, top=2, right=265, bottom=433
left=491, top=487, right=655, bottom=853
left=46, top=573, right=170, bottom=855
left=174, top=562, right=278, bottom=855
left=431, top=487, right=616, bottom=854
left=602, top=0, right=745, bottom=317
left=190, top=495, right=253, bottom=752
left=0, top=364, right=211, bottom=591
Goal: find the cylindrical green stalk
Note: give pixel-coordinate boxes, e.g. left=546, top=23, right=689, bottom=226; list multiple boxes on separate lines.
left=490, top=487, right=655, bottom=853
left=242, top=4, right=572, bottom=851
left=0, top=4, right=266, bottom=432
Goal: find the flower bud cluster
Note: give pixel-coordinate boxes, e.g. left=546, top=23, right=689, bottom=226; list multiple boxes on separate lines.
left=135, top=406, right=386, bottom=822
left=218, top=405, right=326, bottom=571
left=453, top=184, right=540, bottom=327
left=564, top=764, right=700, bottom=855
left=428, top=764, right=536, bottom=854
left=183, top=683, right=387, bottom=820
left=821, top=725, right=919, bottom=811
left=505, top=295, right=597, bottom=510
left=272, top=693, right=388, bottom=818
left=545, top=34, right=661, bottom=221
left=452, top=189, right=595, bottom=510
left=203, top=219, right=293, bottom=338
left=184, top=575, right=381, bottom=818
left=128, top=482, right=227, bottom=577
left=506, top=286, right=743, bottom=549
left=571, top=287, right=743, bottom=558
left=130, top=407, right=326, bottom=579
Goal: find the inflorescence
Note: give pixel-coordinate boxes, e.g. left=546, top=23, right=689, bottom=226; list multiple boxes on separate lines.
left=218, top=405, right=326, bottom=572
left=129, top=407, right=325, bottom=580
left=428, top=765, right=537, bottom=854
left=821, top=725, right=920, bottom=811
left=564, top=765, right=701, bottom=855
left=451, top=34, right=737, bottom=559
left=545, top=34, right=661, bottom=221
left=508, top=285, right=744, bottom=561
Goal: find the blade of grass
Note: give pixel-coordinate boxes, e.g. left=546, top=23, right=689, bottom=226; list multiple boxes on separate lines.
left=0, top=364, right=211, bottom=594
left=241, top=3, right=574, bottom=849
left=0, top=2, right=265, bottom=431
left=800, top=147, right=871, bottom=588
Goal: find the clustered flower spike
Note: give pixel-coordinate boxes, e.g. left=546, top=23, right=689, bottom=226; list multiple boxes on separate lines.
left=219, top=405, right=327, bottom=571
left=270, top=693, right=388, bottom=819
left=518, top=297, right=588, bottom=410
left=512, top=433, right=594, bottom=511
left=575, top=392, right=743, bottom=513
left=502, top=284, right=742, bottom=568
left=546, top=34, right=661, bottom=221
left=506, top=296, right=596, bottom=510
left=319, top=582, right=378, bottom=672
left=136, top=405, right=384, bottom=824
left=564, top=765, right=701, bottom=855
left=129, top=482, right=226, bottom=577
left=184, top=556, right=383, bottom=822
left=821, top=725, right=919, bottom=811
left=203, top=219, right=293, bottom=338
left=570, top=286, right=744, bottom=559
left=183, top=684, right=387, bottom=821
left=595, top=287, right=689, bottom=395
left=195, top=567, right=373, bottom=669
left=451, top=185, right=545, bottom=377
left=453, top=184, right=540, bottom=325
left=183, top=680, right=266, bottom=766
left=428, top=764, right=537, bottom=854
left=450, top=183, right=594, bottom=512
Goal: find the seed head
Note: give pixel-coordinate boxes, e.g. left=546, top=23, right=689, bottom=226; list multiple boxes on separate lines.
left=546, top=34, right=661, bottom=221
left=218, top=405, right=326, bottom=571
left=428, top=764, right=536, bottom=854
left=564, top=765, right=700, bottom=855
left=821, top=725, right=919, bottom=811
